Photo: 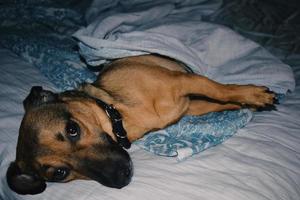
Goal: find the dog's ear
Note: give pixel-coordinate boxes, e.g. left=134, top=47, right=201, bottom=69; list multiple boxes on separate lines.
left=6, top=162, right=47, bottom=195
left=23, top=86, right=58, bottom=111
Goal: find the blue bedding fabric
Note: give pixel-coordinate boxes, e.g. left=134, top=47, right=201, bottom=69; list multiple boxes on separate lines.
left=0, top=0, right=296, bottom=161
left=135, top=110, right=252, bottom=161
left=0, top=2, right=96, bottom=90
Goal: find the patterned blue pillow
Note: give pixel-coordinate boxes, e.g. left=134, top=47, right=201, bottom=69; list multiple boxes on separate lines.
left=135, top=109, right=252, bottom=161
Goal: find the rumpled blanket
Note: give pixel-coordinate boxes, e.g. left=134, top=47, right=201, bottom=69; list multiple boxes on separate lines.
left=0, top=0, right=296, bottom=161
left=74, top=0, right=295, bottom=94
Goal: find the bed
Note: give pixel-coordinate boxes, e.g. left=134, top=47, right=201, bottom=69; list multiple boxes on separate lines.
left=0, top=0, right=299, bottom=199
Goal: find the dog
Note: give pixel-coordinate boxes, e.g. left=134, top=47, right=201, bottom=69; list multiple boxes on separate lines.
left=6, top=55, right=277, bottom=195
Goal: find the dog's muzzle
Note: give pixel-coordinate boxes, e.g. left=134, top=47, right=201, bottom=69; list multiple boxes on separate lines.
left=77, top=143, right=134, bottom=189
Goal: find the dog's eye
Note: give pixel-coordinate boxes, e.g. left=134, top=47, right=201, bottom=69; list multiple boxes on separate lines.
left=52, top=167, right=70, bottom=181
left=65, top=120, right=80, bottom=141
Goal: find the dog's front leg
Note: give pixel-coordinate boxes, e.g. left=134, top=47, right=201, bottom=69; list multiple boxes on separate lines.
left=179, top=74, right=276, bottom=108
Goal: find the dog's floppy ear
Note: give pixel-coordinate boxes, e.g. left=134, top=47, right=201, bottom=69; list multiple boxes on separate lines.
left=6, top=162, right=46, bottom=195
left=23, top=86, right=58, bottom=111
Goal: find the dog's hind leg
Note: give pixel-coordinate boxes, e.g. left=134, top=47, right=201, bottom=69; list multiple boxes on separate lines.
left=186, top=100, right=241, bottom=116
left=178, top=73, right=275, bottom=108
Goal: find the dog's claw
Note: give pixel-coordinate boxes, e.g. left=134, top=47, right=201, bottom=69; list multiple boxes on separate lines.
left=273, top=97, right=280, bottom=105
left=265, top=88, right=274, bottom=94
left=264, top=88, right=279, bottom=106
left=256, top=104, right=277, bottom=112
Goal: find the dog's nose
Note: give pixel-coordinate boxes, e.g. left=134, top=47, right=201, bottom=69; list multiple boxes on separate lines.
left=119, top=168, right=131, bottom=177
left=118, top=160, right=133, bottom=180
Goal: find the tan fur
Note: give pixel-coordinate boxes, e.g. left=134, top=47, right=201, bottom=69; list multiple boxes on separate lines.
left=25, top=54, right=275, bottom=178
left=80, top=55, right=275, bottom=141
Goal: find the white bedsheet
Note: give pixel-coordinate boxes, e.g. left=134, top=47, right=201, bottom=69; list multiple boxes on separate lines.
left=0, top=47, right=299, bottom=200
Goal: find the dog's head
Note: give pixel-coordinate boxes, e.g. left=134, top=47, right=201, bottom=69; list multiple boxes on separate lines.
left=6, top=86, right=133, bottom=195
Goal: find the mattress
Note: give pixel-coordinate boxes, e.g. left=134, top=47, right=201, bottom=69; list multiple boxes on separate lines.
left=0, top=46, right=299, bottom=200
left=1, top=0, right=300, bottom=199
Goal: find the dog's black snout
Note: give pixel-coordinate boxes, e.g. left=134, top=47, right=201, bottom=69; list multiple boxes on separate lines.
left=116, top=157, right=133, bottom=179
left=111, top=160, right=133, bottom=188
left=119, top=167, right=132, bottom=178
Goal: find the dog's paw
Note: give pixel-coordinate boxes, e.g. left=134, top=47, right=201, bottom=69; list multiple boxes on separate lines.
left=241, top=86, right=278, bottom=110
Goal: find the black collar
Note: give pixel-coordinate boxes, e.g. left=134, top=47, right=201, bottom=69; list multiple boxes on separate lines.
left=94, top=98, right=131, bottom=149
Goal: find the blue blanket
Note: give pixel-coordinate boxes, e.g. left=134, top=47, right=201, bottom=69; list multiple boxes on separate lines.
left=0, top=1, right=294, bottom=161
left=0, top=3, right=96, bottom=90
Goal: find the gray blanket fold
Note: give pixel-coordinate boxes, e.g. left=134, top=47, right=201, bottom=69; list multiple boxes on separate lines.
left=74, top=0, right=295, bottom=94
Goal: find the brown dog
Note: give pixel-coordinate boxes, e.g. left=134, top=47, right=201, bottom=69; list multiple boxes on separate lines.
left=6, top=55, right=276, bottom=195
